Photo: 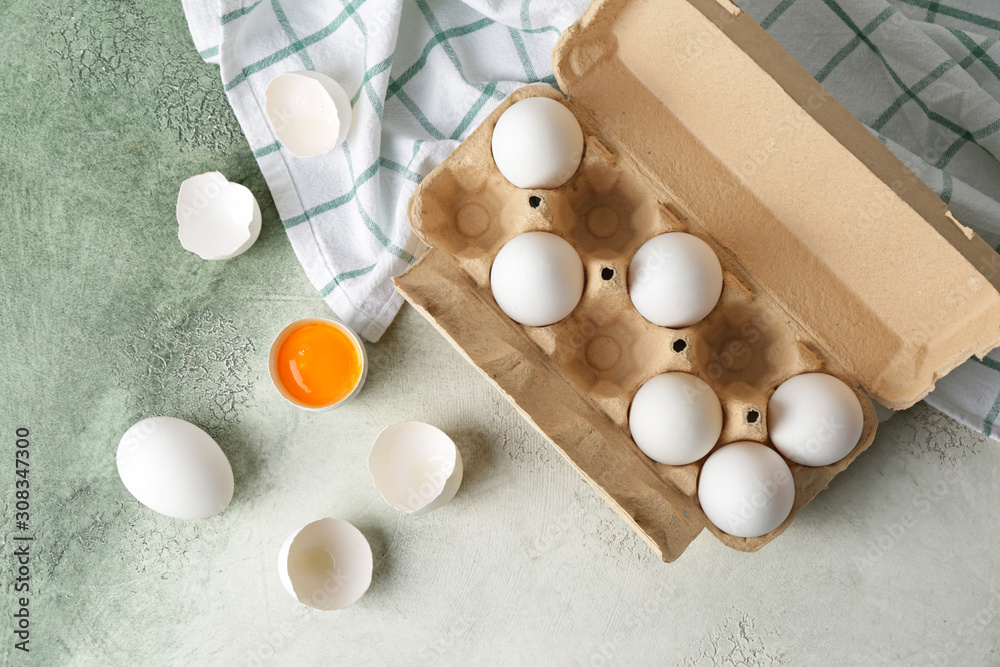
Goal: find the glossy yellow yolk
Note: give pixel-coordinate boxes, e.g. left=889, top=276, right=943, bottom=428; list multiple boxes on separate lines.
left=277, top=322, right=363, bottom=407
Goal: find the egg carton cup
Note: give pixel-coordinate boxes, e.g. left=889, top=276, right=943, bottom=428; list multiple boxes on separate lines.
left=396, top=0, right=1000, bottom=561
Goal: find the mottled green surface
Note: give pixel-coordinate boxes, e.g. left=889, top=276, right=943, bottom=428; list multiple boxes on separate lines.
left=2, top=2, right=1000, bottom=665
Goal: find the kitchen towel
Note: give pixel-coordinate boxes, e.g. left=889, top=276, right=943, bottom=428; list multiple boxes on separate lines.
left=183, top=0, right=1000, bottom=439
left=181, top=0, right=586, bottom=342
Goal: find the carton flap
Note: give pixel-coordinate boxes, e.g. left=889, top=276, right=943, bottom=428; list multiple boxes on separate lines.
left=553, top=0, right=1000, bottom=408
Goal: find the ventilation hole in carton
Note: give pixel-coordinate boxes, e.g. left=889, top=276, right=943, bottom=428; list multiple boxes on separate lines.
left=746, top=409, right=760, bottom=424
left=528, top=195, right=541, bottom=208
left=601, top=267, right=614, bottom=281
left=672, top=339, right=687, bottom=353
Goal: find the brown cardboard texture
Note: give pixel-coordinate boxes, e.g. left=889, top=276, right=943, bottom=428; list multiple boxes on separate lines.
left=395, top=0, right=1000, bottom=561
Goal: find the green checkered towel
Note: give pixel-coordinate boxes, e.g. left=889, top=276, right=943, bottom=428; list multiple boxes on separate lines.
left=184, top=0, right=1000, bottom=439
left=181, top=0, right=583, bottom=342
left=734, top=0, right=1000, bottom=437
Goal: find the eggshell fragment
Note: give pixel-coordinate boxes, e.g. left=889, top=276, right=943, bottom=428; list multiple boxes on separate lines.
left=265, top=71, right=353, bottom=158
left=490, top=231, right=585, bottom=327
left=697, top=441, right=795, bottom=538
left=491, top=96, right=584, bottom=189
left=116, top=416, right=234, bottom=520
left=628, top=232, right=724, bottom=328
left=768, top=372, right=864, bottom=466
left=629, top=372, right=723, bottom=465
left=278, top=518, right=373, bottom=611
left=368, top=422, right=464, bottom=514
left=176, top=172, right=262, bottom=260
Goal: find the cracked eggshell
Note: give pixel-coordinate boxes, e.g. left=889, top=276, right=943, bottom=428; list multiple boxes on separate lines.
left=368, top=422, right=463, bottom=514
left=278, top=518, right=373, bottom=611
left=176, top=172, right=262, bottom=260
left=265, top=71, right=353, bottom=158
left=116, top=416, right=234, bottom=520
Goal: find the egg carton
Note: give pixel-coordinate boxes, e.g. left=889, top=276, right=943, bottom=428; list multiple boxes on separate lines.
left=395, top=0, right=1000, bottom=560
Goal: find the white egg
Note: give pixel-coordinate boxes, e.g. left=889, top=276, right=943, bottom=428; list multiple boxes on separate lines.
left=490, top=231, right=585, bottom=326
left=278, top=518, right=373, bottom=611
left=628, top=232, right=724, bottom=328
left=491, top=97, right=584, bottom=189
left=116, top=417, right=234, bottom=520
left=768, top=372, right=864, bottom=466
left=698, top=441, right=795, bottom=538
left=629, top=373, right=723, bottom=465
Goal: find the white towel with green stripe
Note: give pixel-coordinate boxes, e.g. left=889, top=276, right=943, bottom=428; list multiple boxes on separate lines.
left=181, top=0, right=585, bottom=342
left=183, top=0, right=1000, bottom=439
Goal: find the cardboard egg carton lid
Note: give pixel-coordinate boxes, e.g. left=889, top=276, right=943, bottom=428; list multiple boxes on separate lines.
left=552, top=0, right=1000, bottom=409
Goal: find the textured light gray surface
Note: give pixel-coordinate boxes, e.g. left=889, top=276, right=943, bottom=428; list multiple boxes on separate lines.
left=1, top=2, right=999, bottom=665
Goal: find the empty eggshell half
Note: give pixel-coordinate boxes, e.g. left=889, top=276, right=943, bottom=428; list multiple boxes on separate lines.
left=116, top=416, right=234, bottom=520
left=491, top=96, right=584, bottom=189
left=368, top=422, right=463, bottom=514
left=265, top=71, right=353, bottom=158
left=278, top=518, right=373, bottom=611
left=176, top=172, right=262, bottom=260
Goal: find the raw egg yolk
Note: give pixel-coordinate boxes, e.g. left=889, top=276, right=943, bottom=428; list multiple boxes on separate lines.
left=277, top=322, right=363, bottom=407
